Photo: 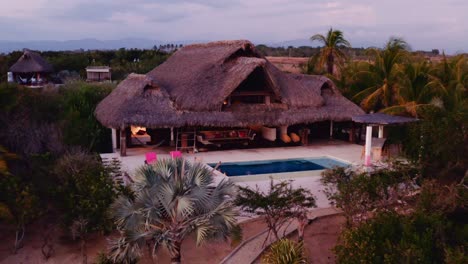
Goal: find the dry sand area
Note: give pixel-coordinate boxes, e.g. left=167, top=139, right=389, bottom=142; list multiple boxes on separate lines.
left=0, top=215, right=344, bottom=264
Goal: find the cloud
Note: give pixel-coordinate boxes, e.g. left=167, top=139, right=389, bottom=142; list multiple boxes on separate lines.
left=0, top=0, right=466, bottom=53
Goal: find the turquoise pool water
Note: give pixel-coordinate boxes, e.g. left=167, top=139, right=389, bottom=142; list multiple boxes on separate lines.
left=208, top=157, right=348, bottom=176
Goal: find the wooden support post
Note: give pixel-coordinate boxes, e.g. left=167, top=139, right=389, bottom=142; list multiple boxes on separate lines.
left=329, top=120, right=334, bottom=139
left=349, top=123, right=356, bottom=143
left=111, top=129, right=117, bottom=152
left=365, top=125, right=372, bottom=166
left=170, top=127, right=175, bottom=146
left=378, top=125, right=384, bottom=138
left=120, top=128, right=127, bottom=156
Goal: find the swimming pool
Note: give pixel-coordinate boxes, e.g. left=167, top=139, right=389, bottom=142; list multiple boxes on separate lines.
left=208, top=157, right=348, bottom=177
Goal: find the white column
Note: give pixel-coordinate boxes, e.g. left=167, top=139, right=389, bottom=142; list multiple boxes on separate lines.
left=111, top=129, right=117, bottom=152
left=378, top=125, right=384, bottom=138
left=365, top=125, right=373, bottom=166
left=329, top=121, right=334, bottom=139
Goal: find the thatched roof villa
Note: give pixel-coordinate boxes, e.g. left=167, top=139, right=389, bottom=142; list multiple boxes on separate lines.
left=8, top=49, right=53, bottom=87
left=95, top=40, right=364, bottom=155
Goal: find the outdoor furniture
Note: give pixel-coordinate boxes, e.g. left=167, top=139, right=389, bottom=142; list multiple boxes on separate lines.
left=289, top=132, right=301, bottom=143
left=197, top=129, right=256, bottom=146
left=261, top=126, right=276, bottom=141
left=18, top=76, right=28, bottom=84
left=197, top=135, right=221, bottom=147
left=280, top=134, right=291, bottom=143
left=170, top=151, right=182, bottom=159
left=145, top=152, right=157, bottom=164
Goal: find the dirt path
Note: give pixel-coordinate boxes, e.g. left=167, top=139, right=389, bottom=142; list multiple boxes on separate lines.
left=0, top=215, right=344, bottom=264
left=0, top=218, right=266, bottom=264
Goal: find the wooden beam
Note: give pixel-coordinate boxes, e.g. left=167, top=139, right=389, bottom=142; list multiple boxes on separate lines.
left=120, top=128, right=127, bottom=156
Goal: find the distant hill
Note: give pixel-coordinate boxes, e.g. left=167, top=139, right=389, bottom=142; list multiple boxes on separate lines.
left=0, top=38, right=450, bottom=56
left=269, top=38, right=380, bottom=49
left=0, top=38, right=196, bottom=53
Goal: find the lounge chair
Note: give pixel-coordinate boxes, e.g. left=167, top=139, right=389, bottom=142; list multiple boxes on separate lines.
left=197, top=135, right=214, bottom=146
left=18, top=76, right=28, bottom=84
left=145, top=152, right=157, bottom=164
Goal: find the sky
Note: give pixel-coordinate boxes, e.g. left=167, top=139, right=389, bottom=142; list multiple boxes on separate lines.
left=0, top=0, right=467, bottom=53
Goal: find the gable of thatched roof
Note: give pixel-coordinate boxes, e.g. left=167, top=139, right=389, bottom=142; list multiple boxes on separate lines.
left=9, top=50, right=53, bottom=73
left=95, top=40, right=365, bottom=129
left=95, top=74, right=179, bottom=128
left=147, top=40, right=286, bottom=111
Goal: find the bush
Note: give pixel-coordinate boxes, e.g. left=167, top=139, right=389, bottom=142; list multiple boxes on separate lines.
left=60, top=81, right=114, bottom=153
left=321, top=163, right=418, bottom=225
left=54, top=150, right=126, bottom=233
left=236, top=179, right=316, bottom=242
left=262, top=239, right=307, bottom=264
left=404, top=107, right=467, bottom=181
left=335, top=211, right=466, bottom=264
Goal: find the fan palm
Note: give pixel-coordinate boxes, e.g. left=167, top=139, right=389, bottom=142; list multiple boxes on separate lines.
left=109, top=158, right=238, bottom=264
left=352, top=38, right=409, bottom=112
left=310, top=28, right=351, bottom=75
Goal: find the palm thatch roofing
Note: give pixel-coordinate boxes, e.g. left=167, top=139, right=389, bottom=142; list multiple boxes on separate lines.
left=352, top=113, right=418, bottom=125
left=96, top=40, right=364, bottom=129
left=9, top=50, right=53, bottom=73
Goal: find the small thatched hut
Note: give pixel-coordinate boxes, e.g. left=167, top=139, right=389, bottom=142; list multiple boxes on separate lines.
left=95, top=40, right=364, bottom=155
left=9, top=49, right=53, bottom=86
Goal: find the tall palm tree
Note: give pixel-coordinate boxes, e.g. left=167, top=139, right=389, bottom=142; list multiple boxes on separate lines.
left=427, top=54, right=468, bottom=114
left=109, top=158, right=237, bottom=264
left=352, top=37, right=409, bottom=112
left=382, top=60, right=435, bottom=116
left=310, top=28, right=351, bottom=75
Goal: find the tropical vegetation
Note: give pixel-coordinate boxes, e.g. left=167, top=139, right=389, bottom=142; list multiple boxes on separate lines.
left=236, top=179, right=316, bottom=243
left=0, top=30, right=466, bottom=263
left=262, top=239, right=307, bottom=264
left=110, top=159, right=238, bottom=264
left=310, top=27, right=351, bottom=75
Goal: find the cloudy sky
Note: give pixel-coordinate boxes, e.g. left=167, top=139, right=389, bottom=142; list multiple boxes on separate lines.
left=1, top=0, right=466, bottom=53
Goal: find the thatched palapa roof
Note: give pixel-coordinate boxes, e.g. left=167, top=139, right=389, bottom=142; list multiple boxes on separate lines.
left=9, top=50, right=53, bottom=73
left=96, top=40, right=364, bottom=129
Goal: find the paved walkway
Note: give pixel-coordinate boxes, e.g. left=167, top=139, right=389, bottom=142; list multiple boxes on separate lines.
left=220, top=207, right=342, bottom=264
left=102, top=140, right=362, bottom=174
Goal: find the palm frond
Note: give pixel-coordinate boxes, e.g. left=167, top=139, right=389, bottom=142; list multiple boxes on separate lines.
left=110, top=158, right=238, bottom=261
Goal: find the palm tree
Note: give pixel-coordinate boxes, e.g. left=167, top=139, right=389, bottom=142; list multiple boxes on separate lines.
left=109, top=159, right=238, bottom=264
left=310, top=28, right=351, bottom=75
left=382, top=60, right=435, bottom=116
left=427, top=54, right=468, bottom=114
left=352, top=37, right=410, bottom=112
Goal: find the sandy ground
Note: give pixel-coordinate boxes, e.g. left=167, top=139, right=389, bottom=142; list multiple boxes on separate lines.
left=255, top=214, right=346, bottom=264
left=0, top=215, right=344, bottom=264
left=0, top=218, right=267, bottom=264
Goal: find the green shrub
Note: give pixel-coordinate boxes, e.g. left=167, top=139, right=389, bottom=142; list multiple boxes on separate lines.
left=404, top=107, right=467, bottom=180
left=262, top=239, right=307, bottom=264
left=321, top=163, right=418, bottom=225
left=60, top=81, right=114, bottom=153
left=54, top=150, right=126, bottom=233
left=334, top=211, right=466, bottom=264
left=236, top=179, right=316, bottom=241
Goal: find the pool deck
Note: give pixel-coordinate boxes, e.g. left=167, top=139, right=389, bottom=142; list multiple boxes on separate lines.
left=101, top=140, right=363, bottom=208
